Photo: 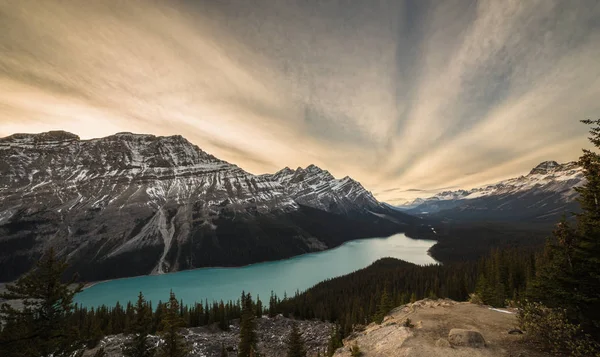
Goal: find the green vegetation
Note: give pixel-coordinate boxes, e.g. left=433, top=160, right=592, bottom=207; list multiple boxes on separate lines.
left=123, top=292, right=155, bottom=357
left=518, top=301, right=599, bottom=357
left=349, top=343, right=362, bottom=357
left=157, top=292, right=190, bottom=357
left=520, top=119, right=600, bottom=354
left=285, top=322, right=307, bottom=357
left=238, top=292, right=259, bottom=357
left=0, top=248, right=84, bottom=357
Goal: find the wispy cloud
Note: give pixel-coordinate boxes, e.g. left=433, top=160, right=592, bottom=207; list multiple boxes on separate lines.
left=0, top=0, right=598, bottom=203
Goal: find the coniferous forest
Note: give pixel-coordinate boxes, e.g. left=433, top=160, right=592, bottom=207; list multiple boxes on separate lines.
left=1, top=119, right=599, bottom=356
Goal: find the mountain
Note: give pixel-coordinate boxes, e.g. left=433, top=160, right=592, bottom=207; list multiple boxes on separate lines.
left=0, top=131, right=416, bottom=281
left=400, top=161, right=583, bottom=222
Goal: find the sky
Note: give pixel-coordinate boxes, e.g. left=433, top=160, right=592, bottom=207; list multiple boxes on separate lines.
left=1, top=0, right=599, bottom=204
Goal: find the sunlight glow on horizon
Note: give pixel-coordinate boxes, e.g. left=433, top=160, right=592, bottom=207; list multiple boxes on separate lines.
left=1, top=0, right=599, bottom=204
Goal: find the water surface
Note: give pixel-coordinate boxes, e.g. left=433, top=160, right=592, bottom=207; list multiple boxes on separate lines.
left=75, top=233, right=436, bottom=308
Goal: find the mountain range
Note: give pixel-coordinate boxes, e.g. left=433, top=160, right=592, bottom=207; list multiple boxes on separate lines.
left=396, top=161, right=584, bottom=222
left=0, top=131, right=417, bottom=282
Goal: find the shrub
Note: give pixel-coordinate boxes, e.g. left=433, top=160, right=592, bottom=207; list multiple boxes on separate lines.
left=403, top=318, right=414, bottom=328
left=468, top=293, right=483, bottom=305
left=518, top=301, right=600, bottom=357
left=350, top=344, right=362, bottom=357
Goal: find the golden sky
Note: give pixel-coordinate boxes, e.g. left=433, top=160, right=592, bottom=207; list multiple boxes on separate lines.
left=1, top=0, right=599, bottom=204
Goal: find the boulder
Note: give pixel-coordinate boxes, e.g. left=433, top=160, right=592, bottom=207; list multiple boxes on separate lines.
left=435, top=338, right=452, bottom=348
left=447, top=329, right=486, bottom=348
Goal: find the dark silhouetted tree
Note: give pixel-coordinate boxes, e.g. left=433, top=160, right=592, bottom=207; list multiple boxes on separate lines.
left=157, top=291, right=190, bottom=357
left=286, top=322, right=307, bottom=357
left=0, top=248, right=84, bottom=357
left=123, top=292, right=155, bottom=357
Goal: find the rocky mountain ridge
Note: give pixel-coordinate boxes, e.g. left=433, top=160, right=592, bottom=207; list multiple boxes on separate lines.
left=0, top=131, right=412, bottom=281
left=398, top=161, right=583, bottom=221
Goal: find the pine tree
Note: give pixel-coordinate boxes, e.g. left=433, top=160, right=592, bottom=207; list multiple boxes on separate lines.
left=374, top=287, right=393, bottom=323
left=238, top=292, right=259, bottom=357
left=0, top=248, right=84, bottom=357
left=285, top=322, right=307, bottom=357
left=218, top=301, right=228, bottom=331
left=268, top=291, right=277, bottom=318
left=255, top=295, right=263, bottom=318
left=220, top=342, right=228, bottom=357
left=528, top=119, right=600, bottom=342
left=123, top=292, right=155, bottom=357
left=572, top=119, right=600, bottom=339
left=157, top=291, right=190, bottom=357
left=326, top=326, right=342, bottom=357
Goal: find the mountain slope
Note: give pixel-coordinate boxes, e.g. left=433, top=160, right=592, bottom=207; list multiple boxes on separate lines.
left=0, top=131, right=414, bottom=281
left=401, top=161, right=583, bottom=222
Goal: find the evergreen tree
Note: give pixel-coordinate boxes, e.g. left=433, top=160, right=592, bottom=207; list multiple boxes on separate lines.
left=374, top=287, right=393, bottom=323
left=255, top=295, right=263, bottom=318
left=218, top=301, right=228, bottom=331
left=409, top=292, right=417, bottom=303
left=0, top=248, right=84, bottom=357
left=529, top=119, right=600, bottom=341
left=238, top=292, right=259, bottom=357
left=475, top=274, right=495, bottom=305
left=268, top=291, right=277, bottom=318
left=123, top=292, right=155, bottom=357
left=220, top=343, right=228, bottom=357
left=157, top=291, right=190, bottom=357
left=572, top=119, right=600, bottom=339
left=326, top=326, right=342, bottom=357
left=285, top=322, right=307, bottom=357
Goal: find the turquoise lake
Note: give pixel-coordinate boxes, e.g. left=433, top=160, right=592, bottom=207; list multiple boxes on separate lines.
left=75, top=233, right=437, bottom=308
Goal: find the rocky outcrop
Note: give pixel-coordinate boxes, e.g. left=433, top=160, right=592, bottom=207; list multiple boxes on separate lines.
left=448, top=329, right=486, bottom=348
left=333, top=299, right=552, bottom=357
left=85, top=315, right=332, bottom=357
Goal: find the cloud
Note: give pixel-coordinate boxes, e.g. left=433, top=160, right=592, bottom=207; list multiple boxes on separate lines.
left=0, top=0, right=598, bottom=203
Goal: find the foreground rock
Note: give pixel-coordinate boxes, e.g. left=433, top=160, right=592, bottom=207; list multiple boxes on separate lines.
left=86, top=315, right=332, bottom=357
left=334, top=299, right=552, bottom=357
left=448, top=329, right=486, bottom=348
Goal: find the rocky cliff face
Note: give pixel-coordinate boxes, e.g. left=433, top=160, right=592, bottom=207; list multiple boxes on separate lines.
left=0, top=131, right=412, bottom=281
left=400, top=161, right=583, bottom=222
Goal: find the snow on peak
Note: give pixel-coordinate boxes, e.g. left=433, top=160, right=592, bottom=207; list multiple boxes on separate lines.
left=529, top=161, right=561, bottom=175
left=0, top=131, right=80, bottom=145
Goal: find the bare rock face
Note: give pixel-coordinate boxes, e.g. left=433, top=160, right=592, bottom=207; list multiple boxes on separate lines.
left=447, top=329, right=486, bottom=348
left=435, top=338, right=451, bottom=348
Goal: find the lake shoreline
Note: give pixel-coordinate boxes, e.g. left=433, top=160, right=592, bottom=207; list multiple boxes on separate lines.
left=80, top=231, right=438, bottom=290
left=75, top=233, right=438, bottom=308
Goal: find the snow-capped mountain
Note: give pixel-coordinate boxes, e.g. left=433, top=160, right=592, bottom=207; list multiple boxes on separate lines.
left=0, top=131, right=412, bottom=281
left=262, top=164, right=379, bottom=213
left=401, top=161, right=584, bottom=221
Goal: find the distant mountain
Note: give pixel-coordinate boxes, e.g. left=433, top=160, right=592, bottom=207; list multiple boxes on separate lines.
left=399, top=161, right=583, bottom=222
left=0, top=131, right=416, bottom=281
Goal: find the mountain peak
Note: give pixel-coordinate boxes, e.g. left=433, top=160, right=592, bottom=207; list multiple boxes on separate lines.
left=529, top=160, right=561, bottom=175
left=0, top=131, right=80, bottom=144
left=305, top=164, right=325, bottom=173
